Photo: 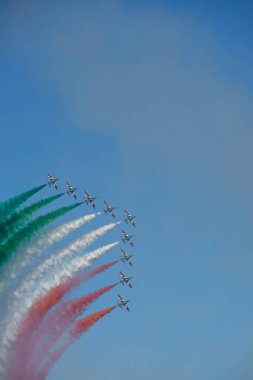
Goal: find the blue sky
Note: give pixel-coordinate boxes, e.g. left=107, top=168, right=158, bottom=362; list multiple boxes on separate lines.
left=1, top=1, right=253, bottom=379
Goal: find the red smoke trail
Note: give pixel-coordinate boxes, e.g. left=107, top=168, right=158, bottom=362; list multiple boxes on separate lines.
left=7, top=261, right=117, bottom=380
left=70, top=260, right=118, bottom=295
left=37, top=307, right=116, bottom=380
left=73, top=306, right=116, bottom=337
left=25, top=284, right=116, bottom=378
left=23, top=260, right=118, bottom=335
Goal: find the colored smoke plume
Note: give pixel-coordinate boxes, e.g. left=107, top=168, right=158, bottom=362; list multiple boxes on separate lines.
left=24, top=284, right=116, bottom=378
left=37, top=307, right=116, bottom=380
left=0, top=213, right=99, bottom=295
left=0, top=193, right=63, bottom=245
left=0, top=184, right=46, bottom=222
left=0, top=202, right=81, bottom=267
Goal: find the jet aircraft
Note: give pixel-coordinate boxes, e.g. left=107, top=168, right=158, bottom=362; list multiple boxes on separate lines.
left=124, top=209, right=136, bottom=227
left=66, top=181, right=78, bottom=199
left=117, top=294, right=130, bottom=312
left=119, top=271, right=133, bottom=288
left=84, top=191, right=97, bottom=208
left=103, top=201, right=116, bottom=218
left=48, top=172, right=58, bottom=190
left=120, top=249, right=133, bottom=267
left=121, top=230, right=134, bottom=247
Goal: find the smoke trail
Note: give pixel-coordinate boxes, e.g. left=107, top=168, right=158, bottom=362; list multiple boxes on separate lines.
left=6, top=263, right=118, bottom=379
left=67, top=260, right=119, bottom=300
left=36, top=307, right=116, bottom=380
left=0, top=184, right=46, bottom=222
left=17, top=285, right=116, bottom=380
left=74, top=307, right=116, bottom=336
left=0, top=193, right=63, bottom=245
left=6, top=259, right=118, bottom=379
left=21, top=260, right=118, bottom=332
left=0, top=243, right=118, bottom=375
left=18, top=222, right=120, bottom=297
left=12, top=243, right=118, bottom=324
left=0, top=202, right=82, bottom=267
left=12, top=262, right=118, bottom=343
left=0, top=213, right=99, bottom=295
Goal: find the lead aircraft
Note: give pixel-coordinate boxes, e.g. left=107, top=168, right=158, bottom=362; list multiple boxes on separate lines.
left=117, top=294, right=130, bottom=311
left=48, top=172, right=59, bottom=190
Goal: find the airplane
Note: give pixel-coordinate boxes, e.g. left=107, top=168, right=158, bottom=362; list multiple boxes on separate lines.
left=117, top=294, right=130, bottom=312
left=47, top=172, right=59, bottom=190
left=84, top=191, right=97, bottom=208
left=66, top=181, right=78, bottom=199
left=120, top=249, right=133, bottom=267
left=119, top=271, right=133, bottom=288
left=103, top=200, right=116, bottom=218
left=121, top=230, right=134, bottom=247
left=124, top=209, right=136, bottom=227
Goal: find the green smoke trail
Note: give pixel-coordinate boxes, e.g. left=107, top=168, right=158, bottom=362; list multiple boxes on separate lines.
left=0, top=184, right=46, bottom=223
left=0, top=202, right=82, bottom=268
left=0, top=193, right=64, bottom=244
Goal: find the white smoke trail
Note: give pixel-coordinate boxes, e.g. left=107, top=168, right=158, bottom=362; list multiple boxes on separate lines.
left=15, top=222, right=120, bottom=297
left=24, top=242, right=119, bottom=307
left=0, top=242, right=118, bottom=377
left=0, top=213, right=99, bottom=295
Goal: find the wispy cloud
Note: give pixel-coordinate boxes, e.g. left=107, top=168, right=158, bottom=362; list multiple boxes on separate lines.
left=2, top=1, right=253, bottom=198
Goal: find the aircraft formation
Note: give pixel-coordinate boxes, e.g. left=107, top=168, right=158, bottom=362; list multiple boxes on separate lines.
left=47, top=171, right=136, bottom=312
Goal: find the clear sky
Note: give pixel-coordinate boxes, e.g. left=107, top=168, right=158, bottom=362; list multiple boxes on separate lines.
left=1, top=1, right=253, bottom=379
